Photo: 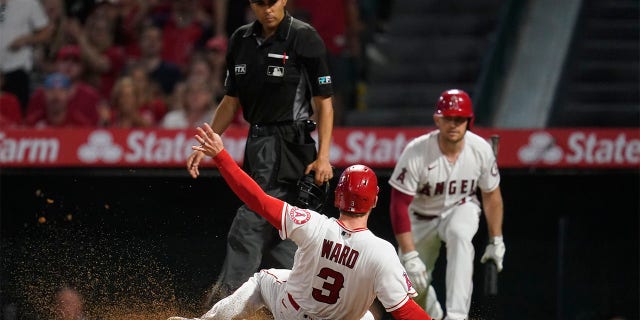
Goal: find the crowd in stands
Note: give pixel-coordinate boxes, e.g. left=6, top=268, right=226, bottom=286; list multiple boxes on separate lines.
left=0, top=0, right=393, bottom=129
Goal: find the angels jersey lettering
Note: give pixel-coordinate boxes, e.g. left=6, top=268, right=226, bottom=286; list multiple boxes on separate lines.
left=389, top=131, right=500, bottom=216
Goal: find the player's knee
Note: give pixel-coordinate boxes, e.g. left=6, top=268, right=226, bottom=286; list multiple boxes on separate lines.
left=444, top=226, right=474, bottom=244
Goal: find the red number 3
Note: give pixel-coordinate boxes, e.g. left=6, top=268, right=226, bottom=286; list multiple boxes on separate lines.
left=312, top=267, right=345, bottom=304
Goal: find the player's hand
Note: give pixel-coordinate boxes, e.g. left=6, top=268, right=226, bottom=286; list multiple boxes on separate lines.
left=305, top=158, right=333, bottom=186
left=480, top=236, right=505, bottom=272
left=186, top=149, right=205, bottom=178
left=400, top=250, right=428, bottom=292
left=192, top=123, right=224, bottom=159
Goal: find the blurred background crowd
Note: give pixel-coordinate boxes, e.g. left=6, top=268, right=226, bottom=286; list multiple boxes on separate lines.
left=0, top=0, right=393, bottom=129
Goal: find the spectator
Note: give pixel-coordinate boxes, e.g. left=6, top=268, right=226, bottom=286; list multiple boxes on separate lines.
left=161, top=82, right=215, bottom=129
left=24, top=45, right=103, bottom=127
left=29, top=72, right=95, bottom=128
left=203, top=37, right=227, bottom=101
left=156, top=0, right=208, bottom=70
left=110, top=0, right=154, bottom=57
left=170, top=51, right=217, bottom=111
left=106, top=76, right=165, bottom=128
left=66, top=14, right=126, bottom=99
left=0, top=72, right=23, bottom=127
left=212, top=0, right=251, bottom=38
left=33, top=0, right=70, bottom=82
left=0, top=0, right=53, bottom=111
left=288, top=0, right=362, bottom=125
left=127, top=62, right=168, bottom=121
left=52, top=286, right=87, bottom=320
left=129, top=23, right=183, bottom=98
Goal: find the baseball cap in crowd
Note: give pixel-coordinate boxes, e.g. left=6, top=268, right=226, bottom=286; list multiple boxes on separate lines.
left=44, top=73, right=72, bottom=89
left=206, top=36, right=228, bottom=52
left=56, top=45, right=81, bottom=61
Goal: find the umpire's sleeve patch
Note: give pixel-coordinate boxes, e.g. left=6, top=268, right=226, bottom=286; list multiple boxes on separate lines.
left=289, top=207, right=312, bottom=225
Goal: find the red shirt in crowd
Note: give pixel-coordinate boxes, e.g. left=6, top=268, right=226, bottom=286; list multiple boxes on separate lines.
left=293, top=0, right=349, bottom=55
left=0, top=92, right=22, bottom=127
left=24, top=84, right=102, bottom=127
left=161, top=17, right=205, bottom=69
left=97, top=46, right=127, bottom=99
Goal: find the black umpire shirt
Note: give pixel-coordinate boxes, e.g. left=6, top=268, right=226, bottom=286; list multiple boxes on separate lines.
left=224, top=14, right=334, bottom=124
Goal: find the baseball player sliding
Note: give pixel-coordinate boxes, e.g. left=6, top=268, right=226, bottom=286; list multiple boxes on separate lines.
left=389, top=89, right=505, bottom=320
left=168, top=123, right=431, bottom=320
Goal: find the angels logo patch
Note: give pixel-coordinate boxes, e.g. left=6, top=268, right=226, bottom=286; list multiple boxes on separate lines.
left=403, top=271, right=413, bottom=290
left=289, top=207, right=311, bottom=225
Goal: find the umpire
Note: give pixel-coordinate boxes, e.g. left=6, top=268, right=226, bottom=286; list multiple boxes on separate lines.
left=185, top=0, right=335, bottom=306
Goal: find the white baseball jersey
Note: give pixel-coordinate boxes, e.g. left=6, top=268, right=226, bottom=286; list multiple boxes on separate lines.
left=389, top=130, right=500, bottom=217
left=278, top=204, right=417, bottom=319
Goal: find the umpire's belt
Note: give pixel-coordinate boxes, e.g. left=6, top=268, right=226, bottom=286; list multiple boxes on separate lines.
left=250, top=120, right=316, bottom=137
left=413, top=211, right=439, bottom=221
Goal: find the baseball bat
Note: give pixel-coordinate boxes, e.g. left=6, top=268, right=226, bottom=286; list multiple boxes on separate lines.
left=483, top=134, right=500, bottom=296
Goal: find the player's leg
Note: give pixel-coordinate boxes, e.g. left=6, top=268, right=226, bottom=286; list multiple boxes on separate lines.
left=168, top=271, right=265, bottom=320
left=409, top=215, right=444, bottom=319
left=415, top=235, right=444, bottom=319
left=439, top=203, right=480, bottom=320
left=256, top=269, right=298, bottom=319
left=425, top=285, right=444, bottom=320
left=205, top=204, right=270, bottom=307
left=200, top=271, right=266, bottom=320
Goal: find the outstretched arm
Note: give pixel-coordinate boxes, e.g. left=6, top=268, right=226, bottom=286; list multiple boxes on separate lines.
left=193, top=124, right=284, bottom=228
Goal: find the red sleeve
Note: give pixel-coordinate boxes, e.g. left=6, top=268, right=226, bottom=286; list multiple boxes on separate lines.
left=390, top=187, right=413, bottom=235
left=213, top=149, right=284, bottom=229
left=390, top=298, right=431, bottom=320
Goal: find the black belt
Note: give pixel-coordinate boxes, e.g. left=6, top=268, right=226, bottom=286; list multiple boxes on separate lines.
left=413, top=212, right=439, bottom=221
left=250, top=120, right=316, bottom=137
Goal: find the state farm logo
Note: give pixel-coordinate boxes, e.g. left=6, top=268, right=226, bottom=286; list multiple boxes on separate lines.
left=76, top=130, right=247, bottom=164
left=312, top=131, right=409, bottom=165
left=518, top=132, right=563, bottom=164
left=518, top=131, right=640, bottom=165
left=78, top=131, right=123, bottom=163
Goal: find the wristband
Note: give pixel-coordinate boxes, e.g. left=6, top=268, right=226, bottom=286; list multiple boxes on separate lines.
left=490, top=236, right=503, bottom=244
left=401, top=250, right=419, bottom=262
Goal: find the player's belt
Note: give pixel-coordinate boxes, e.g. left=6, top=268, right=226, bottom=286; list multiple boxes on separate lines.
left=412, top=211, right=439, bottom=221
left=287, top=293, right=300, bottom=311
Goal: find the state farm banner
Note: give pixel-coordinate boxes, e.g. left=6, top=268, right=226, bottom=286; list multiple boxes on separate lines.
left=0, top=127, right=638, bottom=169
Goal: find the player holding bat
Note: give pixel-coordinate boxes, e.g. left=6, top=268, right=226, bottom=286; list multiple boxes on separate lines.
left=388, top=89, right=505, bottom=319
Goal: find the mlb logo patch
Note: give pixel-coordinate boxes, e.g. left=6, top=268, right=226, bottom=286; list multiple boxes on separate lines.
left=235, top=64, right=246, bottom=74
left=318, top=76, right=331, bottom=85
left=267, top=66, right=284, bottom=77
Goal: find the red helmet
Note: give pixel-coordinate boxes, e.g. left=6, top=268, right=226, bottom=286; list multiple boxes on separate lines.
left=434, top=89, right=474, bottom=128
left=334, top=165, right=379, bottom=214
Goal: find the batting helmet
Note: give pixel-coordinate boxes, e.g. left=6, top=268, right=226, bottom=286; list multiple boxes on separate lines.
left=296, top=172, right=329, bottom=212
left=334, top=165, right=379, bottom=214
left=434, top=89, right=474, bottom=128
